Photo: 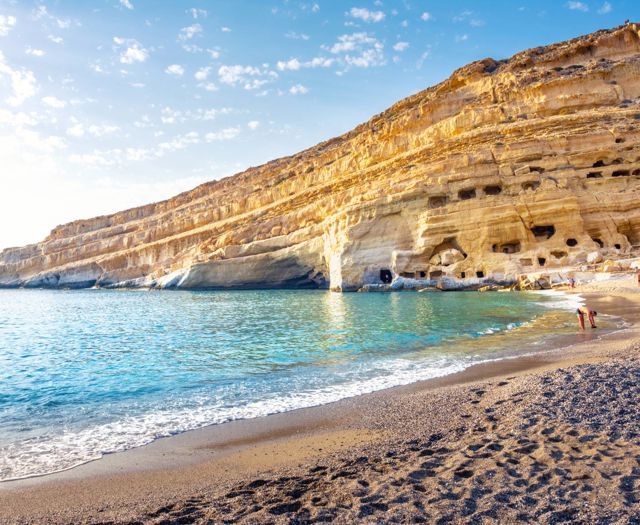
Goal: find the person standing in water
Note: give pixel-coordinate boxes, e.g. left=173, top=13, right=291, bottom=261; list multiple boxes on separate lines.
left=576, top=306, right=597, bottom=330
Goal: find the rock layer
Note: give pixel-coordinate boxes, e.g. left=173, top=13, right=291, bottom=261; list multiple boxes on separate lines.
left=2, top=24, right=640, bottom=291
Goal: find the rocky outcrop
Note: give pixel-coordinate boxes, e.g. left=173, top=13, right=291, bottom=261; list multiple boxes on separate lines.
left=3, top=24, right=640, bottom=291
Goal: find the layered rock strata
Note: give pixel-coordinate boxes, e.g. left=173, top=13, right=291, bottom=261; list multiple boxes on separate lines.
left=2, top=24, right=640, bottom=291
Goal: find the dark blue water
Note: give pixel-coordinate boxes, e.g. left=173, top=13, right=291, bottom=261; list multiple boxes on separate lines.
left=0, top=288, right=582, bottom=480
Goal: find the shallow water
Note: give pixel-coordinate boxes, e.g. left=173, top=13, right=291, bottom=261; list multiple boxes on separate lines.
left=0, top=288, right=608, bottom=480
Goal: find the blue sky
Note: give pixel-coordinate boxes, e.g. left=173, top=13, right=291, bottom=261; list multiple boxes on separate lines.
left=0, top=0, right=635, bottom=249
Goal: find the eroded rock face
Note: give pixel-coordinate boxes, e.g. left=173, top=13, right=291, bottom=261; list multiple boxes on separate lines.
left=2, top=24, right=640, bottom=291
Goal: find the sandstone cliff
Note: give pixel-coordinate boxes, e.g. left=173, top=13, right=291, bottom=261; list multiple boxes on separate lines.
left=2, top=24, right=640, bottom=291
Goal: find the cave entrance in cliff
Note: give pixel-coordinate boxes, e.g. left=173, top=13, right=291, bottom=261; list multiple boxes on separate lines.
left=531, top=225, right=555, bottom=240
left=380, top=269, right=393, bottom=284
left=428, top=238, right=468, bottom=264
left=617, top=223, right=640, bottom=246
left=492, top=241, right=521, bottom=254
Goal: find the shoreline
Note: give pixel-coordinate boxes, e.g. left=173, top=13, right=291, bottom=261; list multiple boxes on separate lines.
left=0, top=288, right=601, bottom=485
left=1, top=279, right=639, bottom=522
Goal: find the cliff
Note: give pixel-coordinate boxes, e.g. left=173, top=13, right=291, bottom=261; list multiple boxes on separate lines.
left=2, top=24, right=640, bottom=291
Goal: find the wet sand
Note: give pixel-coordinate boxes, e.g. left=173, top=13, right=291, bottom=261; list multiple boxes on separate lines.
left=1, top=279, right=640, bottom=524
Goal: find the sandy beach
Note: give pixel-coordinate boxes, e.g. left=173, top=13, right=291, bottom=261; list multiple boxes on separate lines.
left=1, top=277, right=640, bottom=524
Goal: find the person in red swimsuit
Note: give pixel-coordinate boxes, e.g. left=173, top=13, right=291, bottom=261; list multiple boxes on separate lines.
left=576, top=306, right=597, bottom=330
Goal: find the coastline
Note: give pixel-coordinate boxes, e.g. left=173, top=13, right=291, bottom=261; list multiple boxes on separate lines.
left=1, top=278, right=639, bottom=523
left=0, top=288, right=596, bottom=484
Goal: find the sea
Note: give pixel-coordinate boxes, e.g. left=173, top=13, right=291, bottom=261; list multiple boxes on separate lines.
left=0, top=288, right=611, bottom=481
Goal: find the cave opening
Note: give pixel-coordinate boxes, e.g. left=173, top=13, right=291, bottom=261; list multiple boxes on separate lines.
left=476, top=271, right=485, bottom=278
left=458, top=188, right=477, bottom=200
left=592, top=160, right=606, bottom=168
left=419, top=271, right=426, bottom=278
left=538, top=257, right=546, bottom=266
left=429, top=238, right=468, bottom=262
left=612, top=170, right=630, bottom=177
left=551, top=251, right=567, bottom=259
left=592, top=238, right=604, bottom=248
left=522, top=181, right=540, bottom=191
left=531, top=225, right=556, bottom=240
left=380, top=269, right=393, bottom=284
left=586, top=172, right=603, bottom=179
left=484, top=185, right=502, bottom=196
left=566, top=238, right=578, bottom=247
left=430, top=270, right=443, bottom=279
left=460, top=272, right=466, bottom=278
left=634, top=169, right=640, bottom=176
left=493, top=241, right=521, bottom=254
left=428, top=195, right=448, bottom=209
left=615, top=243, right=621, bottom=249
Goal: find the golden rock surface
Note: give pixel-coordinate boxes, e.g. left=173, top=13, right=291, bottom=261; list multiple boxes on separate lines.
left=2, top=24, right=640, bottom=290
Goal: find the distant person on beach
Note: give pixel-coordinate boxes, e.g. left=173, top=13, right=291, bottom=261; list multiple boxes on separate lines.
left=569, top=278, right=576, bottom=289
left=576, top=306, right=597, bottom=330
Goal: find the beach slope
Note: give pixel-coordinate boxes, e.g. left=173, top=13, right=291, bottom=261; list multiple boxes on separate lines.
left=1, top=280, right=639, bottom=524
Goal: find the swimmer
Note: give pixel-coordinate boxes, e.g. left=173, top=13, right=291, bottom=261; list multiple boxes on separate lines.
left=576, top=306, right=597, bottom=330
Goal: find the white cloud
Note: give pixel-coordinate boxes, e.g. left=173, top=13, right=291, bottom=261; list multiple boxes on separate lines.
left=48, top=35, right=63, bottom=44
left=66, top=123, right=84, bottom=137
left=32, top=6, right=78, bottom=30
left=119, top=0, right=134, bottom=10
left=88, top=124, right=120, bottom=136
left=165, top=64, right=185, bottom=76
left=33, top=6, right=47, bottom=19
left=312, top=3, right=320, bottom=13
left=285, top=31, right=310, bottom=40
left=597, top=1, right=612, bottom=13
left=393, top=41, right=409, bottom=52
left=349, top=7, right=385, bottom=23
left=178, top=23, right=202, bottom=41
left=455, top=34, right=469, bottom=42
left=0, top=51, right=37, bottom=106
left=0, top=14, right=16, bottom=36
left=207, top=49, right=221, bottom=59
left=566, top=1, right=589, bottom=11
left=205, top=127, right=241, bottom=141
left=277, top=56, right=333, bottom=71
left=277, top=58, right=302, bottom=71
left=160, top=106, right=232, bottom=124
left=188, top=8, right=208, bottom=19
left=158, top=131, right=200, bottom=152
left=218, top=64, right=277, bottom=90
left=420, top=12, right=432, bottom=21
left=221, top=26, right=232, bottom=32
left=247, top=120, right=260, bottom=130
left=114, top=37, right=149, bottom=64
left=308, top=56, right=334, bottom=68
left=289, top=84, right=309, bottom=95
left=0, top=108, right=37, bottom=127
left=26, top=47, right=46, bottom=57
left=194, top=66, right=211, bottom=81
left=198, top=82, right=218, bottom=91
left=42, top=96, right=66, bottom=108
left=325, top=32, right=385, bottom=69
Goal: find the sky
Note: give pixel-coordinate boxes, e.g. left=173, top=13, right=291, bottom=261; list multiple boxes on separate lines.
left=0, top=0, right=636, bottom=250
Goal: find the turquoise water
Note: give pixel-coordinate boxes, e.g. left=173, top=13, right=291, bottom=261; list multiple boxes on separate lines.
left=0, top=289, right=585, bottom=480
